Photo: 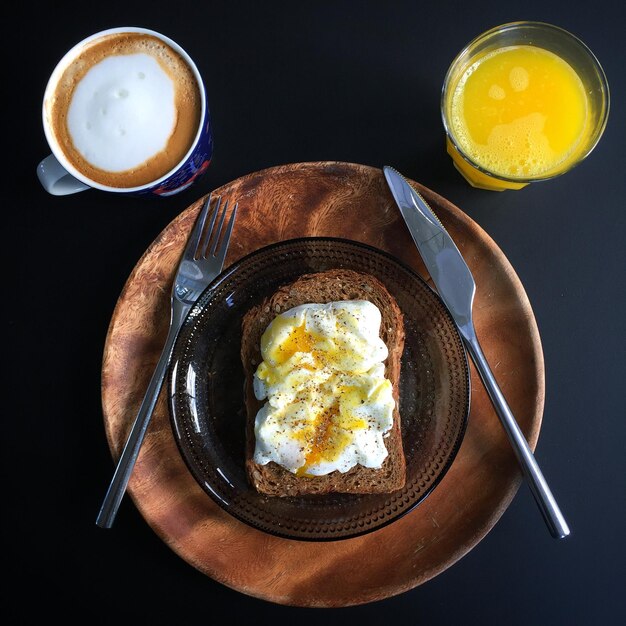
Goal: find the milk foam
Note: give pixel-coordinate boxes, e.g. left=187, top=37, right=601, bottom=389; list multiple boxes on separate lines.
left=67, top=54, right=176, bottom=172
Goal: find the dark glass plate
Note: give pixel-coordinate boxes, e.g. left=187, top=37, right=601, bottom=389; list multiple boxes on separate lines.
left=168, top=237, right=470, bottom=541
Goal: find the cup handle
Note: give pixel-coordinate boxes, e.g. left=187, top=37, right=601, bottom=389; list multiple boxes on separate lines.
left=37, top=154, right=91, bottom=195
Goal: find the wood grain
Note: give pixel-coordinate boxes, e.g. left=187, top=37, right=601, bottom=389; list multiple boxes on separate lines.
left=101, top=161, right=544, bottom=607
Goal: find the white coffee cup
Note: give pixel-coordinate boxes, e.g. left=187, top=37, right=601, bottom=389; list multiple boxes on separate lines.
left=38, top=27, right=213, bottom=197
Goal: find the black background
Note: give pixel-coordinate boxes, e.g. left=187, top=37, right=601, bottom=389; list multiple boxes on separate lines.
left=4, top=1, right=625, bottom=624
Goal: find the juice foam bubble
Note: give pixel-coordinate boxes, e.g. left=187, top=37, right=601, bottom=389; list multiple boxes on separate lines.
left=452, top=112, right=554, bottom=177
left=508, top=66, right=529, bottom=92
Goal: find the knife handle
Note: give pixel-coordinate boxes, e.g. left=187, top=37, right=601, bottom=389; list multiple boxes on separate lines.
left=463, top=332, right=570, bottom=539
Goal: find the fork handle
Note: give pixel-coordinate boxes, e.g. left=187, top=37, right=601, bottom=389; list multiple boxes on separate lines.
left=96, top=324, right=179, bottom=529
left=463, top=331, right=570, bottom=539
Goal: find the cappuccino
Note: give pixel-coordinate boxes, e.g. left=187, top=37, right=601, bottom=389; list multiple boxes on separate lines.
left=44, top=31, right=202, bottom=188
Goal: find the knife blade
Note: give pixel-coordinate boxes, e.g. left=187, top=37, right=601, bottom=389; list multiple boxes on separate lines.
left=383, top=165, right=570, bottom=539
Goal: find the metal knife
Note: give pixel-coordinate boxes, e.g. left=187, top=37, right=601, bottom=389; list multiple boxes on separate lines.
left=384, top=165, right=570, bottom=539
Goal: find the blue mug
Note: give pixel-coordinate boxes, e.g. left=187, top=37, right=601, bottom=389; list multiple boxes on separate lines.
left=37, top=27, right=213, bottom=197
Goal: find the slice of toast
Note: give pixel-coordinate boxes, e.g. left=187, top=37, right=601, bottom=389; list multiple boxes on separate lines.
left=241, top=269, right=406, bottom=496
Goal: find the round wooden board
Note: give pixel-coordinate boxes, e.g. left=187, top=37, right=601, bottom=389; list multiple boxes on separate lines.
left=101, top=161, right=544, bottom=607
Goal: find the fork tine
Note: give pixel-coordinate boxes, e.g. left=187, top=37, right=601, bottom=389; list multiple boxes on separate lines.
left=184, top=193, right=214, bottom=259
left=214, top=202, right=238, bottom=265
left=199, top=195, right=222, bottom=258
left=206, top=199, right=230, bottom=257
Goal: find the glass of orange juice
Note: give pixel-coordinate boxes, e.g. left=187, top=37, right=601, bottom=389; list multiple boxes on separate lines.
left=441, top=21, right=609, bottom=191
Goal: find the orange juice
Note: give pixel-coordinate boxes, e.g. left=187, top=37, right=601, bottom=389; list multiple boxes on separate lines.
left=448, top=45, right=590, bottom=182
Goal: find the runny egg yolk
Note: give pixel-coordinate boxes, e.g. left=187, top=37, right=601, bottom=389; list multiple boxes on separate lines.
left=294, top=403, right=369, bottom=477
left=262, top=319, right=316, bottom=366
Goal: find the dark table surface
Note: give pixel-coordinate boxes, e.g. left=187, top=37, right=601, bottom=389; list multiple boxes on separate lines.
left=5, top=1, right=625, bottom=624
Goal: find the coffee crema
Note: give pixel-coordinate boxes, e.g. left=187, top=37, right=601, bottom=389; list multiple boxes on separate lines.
left=45, top=32, right=201, bottom=188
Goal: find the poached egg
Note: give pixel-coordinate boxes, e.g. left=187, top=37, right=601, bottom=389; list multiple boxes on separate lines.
left=252, top=300, right=395, bottom=476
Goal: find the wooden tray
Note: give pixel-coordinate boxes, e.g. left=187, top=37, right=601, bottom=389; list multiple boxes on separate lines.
left=101, top=161, right=544, bottom=607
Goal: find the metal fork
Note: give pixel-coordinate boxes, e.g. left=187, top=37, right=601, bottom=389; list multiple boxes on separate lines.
left=96, top=193, right=238, bottom=529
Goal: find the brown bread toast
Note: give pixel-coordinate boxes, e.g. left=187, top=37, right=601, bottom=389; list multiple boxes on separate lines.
left=241, top=269, right=406, bottom=496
